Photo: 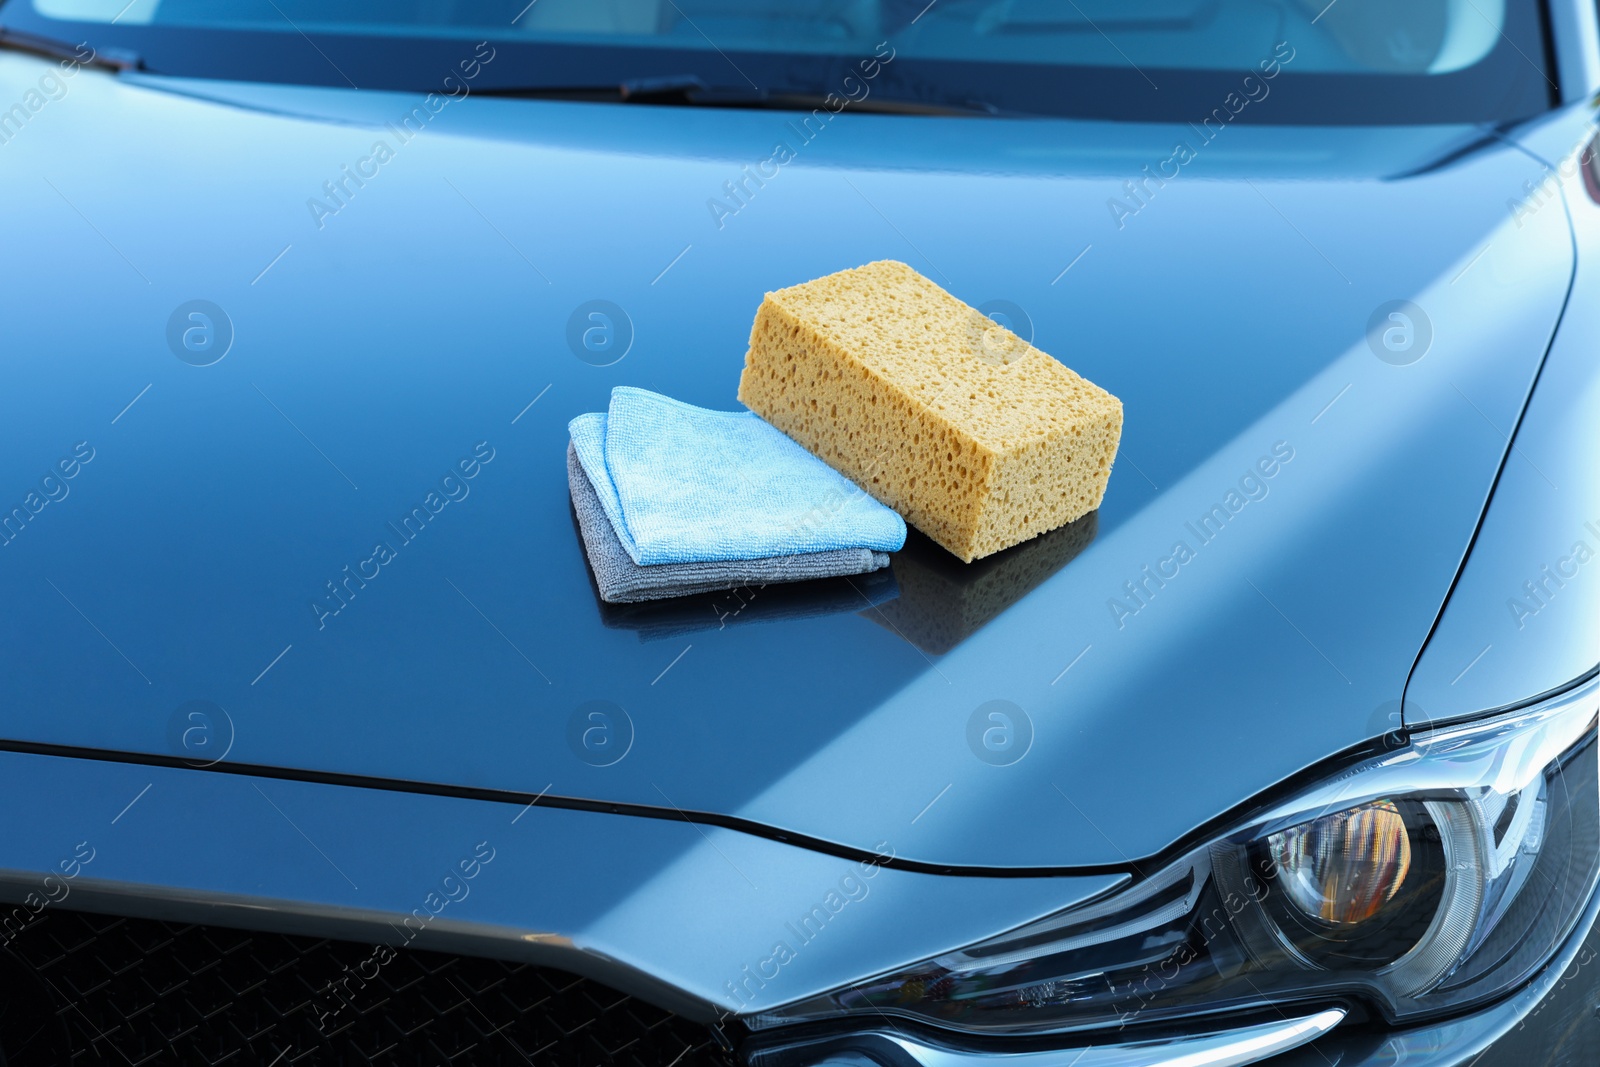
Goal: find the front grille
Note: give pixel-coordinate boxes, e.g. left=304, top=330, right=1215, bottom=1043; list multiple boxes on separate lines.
left=0, top=907, right=736, bottom=1067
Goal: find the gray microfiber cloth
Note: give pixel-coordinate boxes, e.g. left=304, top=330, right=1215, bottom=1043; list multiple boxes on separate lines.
left=568, top=443, right=891, bottom=604
left=597, top=567, right=901, bottom=642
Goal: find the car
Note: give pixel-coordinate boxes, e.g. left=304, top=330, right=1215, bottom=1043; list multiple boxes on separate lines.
left=0, top=1, right=1597, bottom=1064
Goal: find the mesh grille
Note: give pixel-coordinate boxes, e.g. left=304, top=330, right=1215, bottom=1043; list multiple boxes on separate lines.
left=0, top=907, right=736, bottom=1067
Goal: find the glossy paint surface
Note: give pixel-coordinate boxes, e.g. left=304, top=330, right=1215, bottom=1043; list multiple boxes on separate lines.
left=0, top=54, right=1575, bottom=870
left=0, top=748, right=1121, bottom=1017
left=1408, top=106, right=1600, bottom=723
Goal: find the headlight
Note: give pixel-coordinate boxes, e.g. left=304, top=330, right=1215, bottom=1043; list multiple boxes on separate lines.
left=752, top=682, right=1600, bottom=1037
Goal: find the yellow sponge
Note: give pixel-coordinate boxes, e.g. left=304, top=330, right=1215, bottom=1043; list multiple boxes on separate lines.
left=737, top=261, right=1123, bottom=562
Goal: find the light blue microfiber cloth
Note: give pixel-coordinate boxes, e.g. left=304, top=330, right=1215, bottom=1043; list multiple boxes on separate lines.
left=568, top=387, right=906, bottom=565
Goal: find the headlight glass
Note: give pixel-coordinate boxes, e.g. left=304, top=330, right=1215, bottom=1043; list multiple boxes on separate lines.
left=753, top=683, right=1600, bottom=1037
left=1268, top=799, right=1413, bottom=926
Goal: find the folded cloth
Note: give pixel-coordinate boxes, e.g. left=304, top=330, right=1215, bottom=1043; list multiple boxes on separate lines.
left=597, top=562, right=902, bottom=641
left=568, top=387, right=906, bottom=566
left=569, top=444, right=890, bottom=603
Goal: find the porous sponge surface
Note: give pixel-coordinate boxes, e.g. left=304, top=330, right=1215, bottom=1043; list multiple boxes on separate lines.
left=737, top=260, right=1123, bottom=562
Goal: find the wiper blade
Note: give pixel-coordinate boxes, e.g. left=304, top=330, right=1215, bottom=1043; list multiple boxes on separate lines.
left=0, top=27, right=140, bottom=72
left=476, top=75, right=1004, bottom=117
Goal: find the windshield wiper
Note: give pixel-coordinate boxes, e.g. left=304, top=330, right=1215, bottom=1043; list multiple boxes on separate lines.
left=475, top=74, right=1005, bottom=117
left=0, top=26, right=140, bottom=71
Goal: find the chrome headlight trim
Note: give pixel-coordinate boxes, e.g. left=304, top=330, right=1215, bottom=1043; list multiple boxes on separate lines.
left=746, top=1008, right=1348, bottom=1067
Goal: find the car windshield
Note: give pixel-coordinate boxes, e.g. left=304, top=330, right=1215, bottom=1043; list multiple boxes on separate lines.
left=2, top=0, right=1555, bottom=123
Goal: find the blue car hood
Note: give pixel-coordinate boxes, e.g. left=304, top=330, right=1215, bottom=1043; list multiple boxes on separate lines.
left=0, top=56, right=1573, bottom=870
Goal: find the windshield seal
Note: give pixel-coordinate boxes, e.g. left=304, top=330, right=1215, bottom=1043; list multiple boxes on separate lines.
left=0, top=0, right=1559, bottom=125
